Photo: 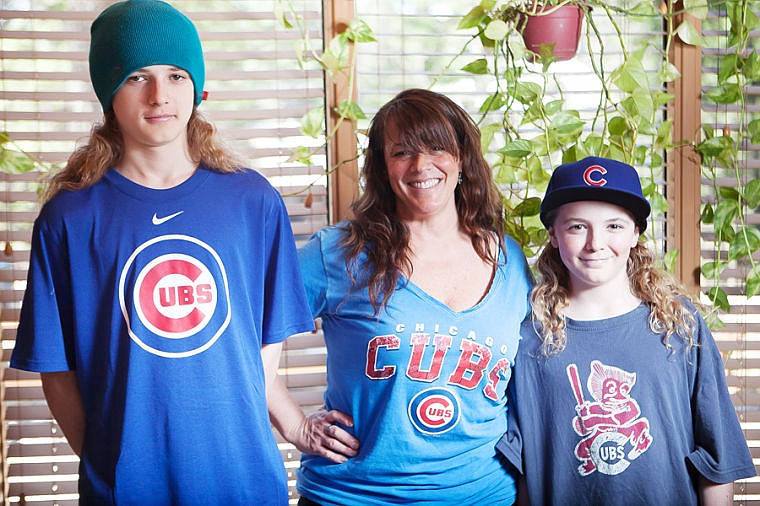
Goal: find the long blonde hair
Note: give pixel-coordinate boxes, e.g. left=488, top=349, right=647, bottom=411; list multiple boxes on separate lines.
left=44, top=108, right=241, bottom=202
left=531, top=240, right=700, bottom=356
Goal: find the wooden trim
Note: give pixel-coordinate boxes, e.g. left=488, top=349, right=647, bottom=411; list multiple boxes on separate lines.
left=323, top=0, right=359, bottom=224
left=667, top=9, right=702, bottom=297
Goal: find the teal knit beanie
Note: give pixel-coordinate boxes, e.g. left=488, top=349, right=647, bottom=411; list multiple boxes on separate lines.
left=89, top=0, right=205, bottom=112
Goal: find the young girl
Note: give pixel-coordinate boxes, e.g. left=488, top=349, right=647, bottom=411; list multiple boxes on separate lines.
left=10, top=1, right=315, bottom=503
left=498, top=156, right=755, bottom=505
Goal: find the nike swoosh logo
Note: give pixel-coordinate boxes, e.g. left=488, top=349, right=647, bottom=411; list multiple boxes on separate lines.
left=152, top=211, right=184, bottom=225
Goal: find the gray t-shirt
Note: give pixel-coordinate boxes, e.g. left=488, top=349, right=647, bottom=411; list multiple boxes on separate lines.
left=498, top=303, right=755, bottom=505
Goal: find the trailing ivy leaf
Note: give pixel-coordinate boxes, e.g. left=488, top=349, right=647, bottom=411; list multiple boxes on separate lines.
left=742, top=50, right=760, bottom=81
left=514, top=81, right=542, bottom=104
left=712, top=198, right=740, bottom=231
left=479, top=92, right=506, bottom=113
left=319, top=36, right=349, bottom=77
left=659, top=62, right=682, bottom=83
left=701, top=203, right=714, bottom=224
left=336, top=100, right=366, bottom=121
left=718, top=185, right=740, bottom=200
left=273, top=3, right=292, bottom=29
left=632, top=87, right=655, bottom=127
left=300, top=106, right=325, bottom=138
left=627, top=1, right=655, bottom=15
left=287, top=146, right=313, bottom=166
left=642, top=180, right=657, bottom=197
left=675, top=18, right=705, bottom=45
left=707, top=286, right=730, bottom=312
left=521, top=101, right=543, bottom=125
left=744, top=178, right=760, bottom=208
left=550, top=111, right=584, bottom=137
left=650, top=150, right=664, bottom=169
left=345, top=19, right=377, bottom=43
left=479, top=122, right=501, bottom=152
left=499, top=139, right=534, bottom=158
left=513, top=196, right=541, bottom=217
left=528, top=161, right=551, bottom=187
left=649, top=191, right=669, bottom=215
left=695, top=135, right=731, bottom=157
left=562, top=144, right=584, bottom=163
left=655, top=119, right=673, bottom=150
left=461, top=58, right=490, bottom=75
left=607, top=116, right=629, bottom=136
left=495, top=162, right=517, bottom=184
left=717, top=53, right=739, bottom=83
left=484, top=19, right=509, bottom=41
left=701, top=260, right=725, bottom=279
left=653, top=90, right=676, bottom=108
left=580, top=134, right=603, bottom=155
left=611, top=58, right=649, bottom=93
left=747, top=265, right=760, bottom=298
left=748, top=118, right=760, bottom=144
left=529, top=227, right=549, bottom=248
left=704, top=83, right=743, bottom=104
left=716, top=223, right=736, bottom=244
left=458, top=5, right=489, bottom=30
left=606, top=144, right=626, bottom=163
left=664, top=249, right=679, bottom=273
left=544, top=99, right=563, bottom=116
left=728, top=226, right=760, bottom=261
left=683, top=0, right=708, bottom=19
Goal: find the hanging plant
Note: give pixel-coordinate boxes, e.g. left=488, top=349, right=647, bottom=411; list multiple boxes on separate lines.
left=517, top=3, right=586, bottom=61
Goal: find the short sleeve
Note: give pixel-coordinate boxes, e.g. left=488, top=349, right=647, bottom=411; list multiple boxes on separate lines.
left=260, top=189, right=316, bottom=344
left=298, top=230, right=330, bottom=318
left=11, top=211, right=76, bottom=372
left=686, top=313, right=756, bottom=482
left=496, top=372, right=524, bottom=475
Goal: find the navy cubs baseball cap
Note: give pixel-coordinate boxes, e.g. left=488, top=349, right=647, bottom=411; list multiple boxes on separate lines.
left=540, top=156, right=651, bottom=232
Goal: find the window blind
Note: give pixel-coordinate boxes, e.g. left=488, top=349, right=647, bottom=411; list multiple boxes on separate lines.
left=353, top=0, right=670, bottom=252
left=0, top=1, right=328, bottom=503
left=700, top=3, right=760, bottom=502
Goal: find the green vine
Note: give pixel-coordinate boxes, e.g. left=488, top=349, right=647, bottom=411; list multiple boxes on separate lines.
left=695, top=0, right=760, bottom=324
left=279, top=0, right=759, bottom=320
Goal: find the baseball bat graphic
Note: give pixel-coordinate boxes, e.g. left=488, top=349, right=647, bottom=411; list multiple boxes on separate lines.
left=567, top=364, right=585, bottom=405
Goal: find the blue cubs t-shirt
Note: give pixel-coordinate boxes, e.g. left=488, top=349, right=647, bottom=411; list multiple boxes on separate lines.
left=12, top=167, right=314, bottom=505
left=296, top=224, right=533, bottom=505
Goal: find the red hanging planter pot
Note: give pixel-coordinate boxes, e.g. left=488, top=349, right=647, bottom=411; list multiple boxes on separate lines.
left=517, top=4, right=586, bottom=61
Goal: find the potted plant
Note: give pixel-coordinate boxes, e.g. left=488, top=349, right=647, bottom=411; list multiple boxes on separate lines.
left=517, top=2, right=586, bottom=61
left=280, top=0, right=758, bottom=319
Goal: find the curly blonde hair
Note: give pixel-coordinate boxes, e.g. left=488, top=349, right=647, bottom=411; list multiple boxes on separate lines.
left=530, top=240, right=701, bottom=356
left=44, top=108, right=241, bottom=202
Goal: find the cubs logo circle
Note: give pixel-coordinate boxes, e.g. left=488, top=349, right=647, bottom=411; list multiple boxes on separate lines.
left=590, top=432, right=630, bottom=475
left=134, top=254, right=217, bottom=338
left=119, top=234, right=231, bottom=358
left=408, top=387, right=460, bottom=435
left=583, top=165, right=607, bottom=187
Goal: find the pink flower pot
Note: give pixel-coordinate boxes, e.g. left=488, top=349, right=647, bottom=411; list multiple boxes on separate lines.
left=518, top=4, right=585, bottom=61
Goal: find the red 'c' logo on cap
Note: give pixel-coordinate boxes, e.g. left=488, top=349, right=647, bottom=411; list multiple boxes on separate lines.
left=583, top=165, right=607, bottom=187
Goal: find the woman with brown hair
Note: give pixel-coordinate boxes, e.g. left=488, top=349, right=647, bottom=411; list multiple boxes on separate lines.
left=272, top=88, right=532, bottom=505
